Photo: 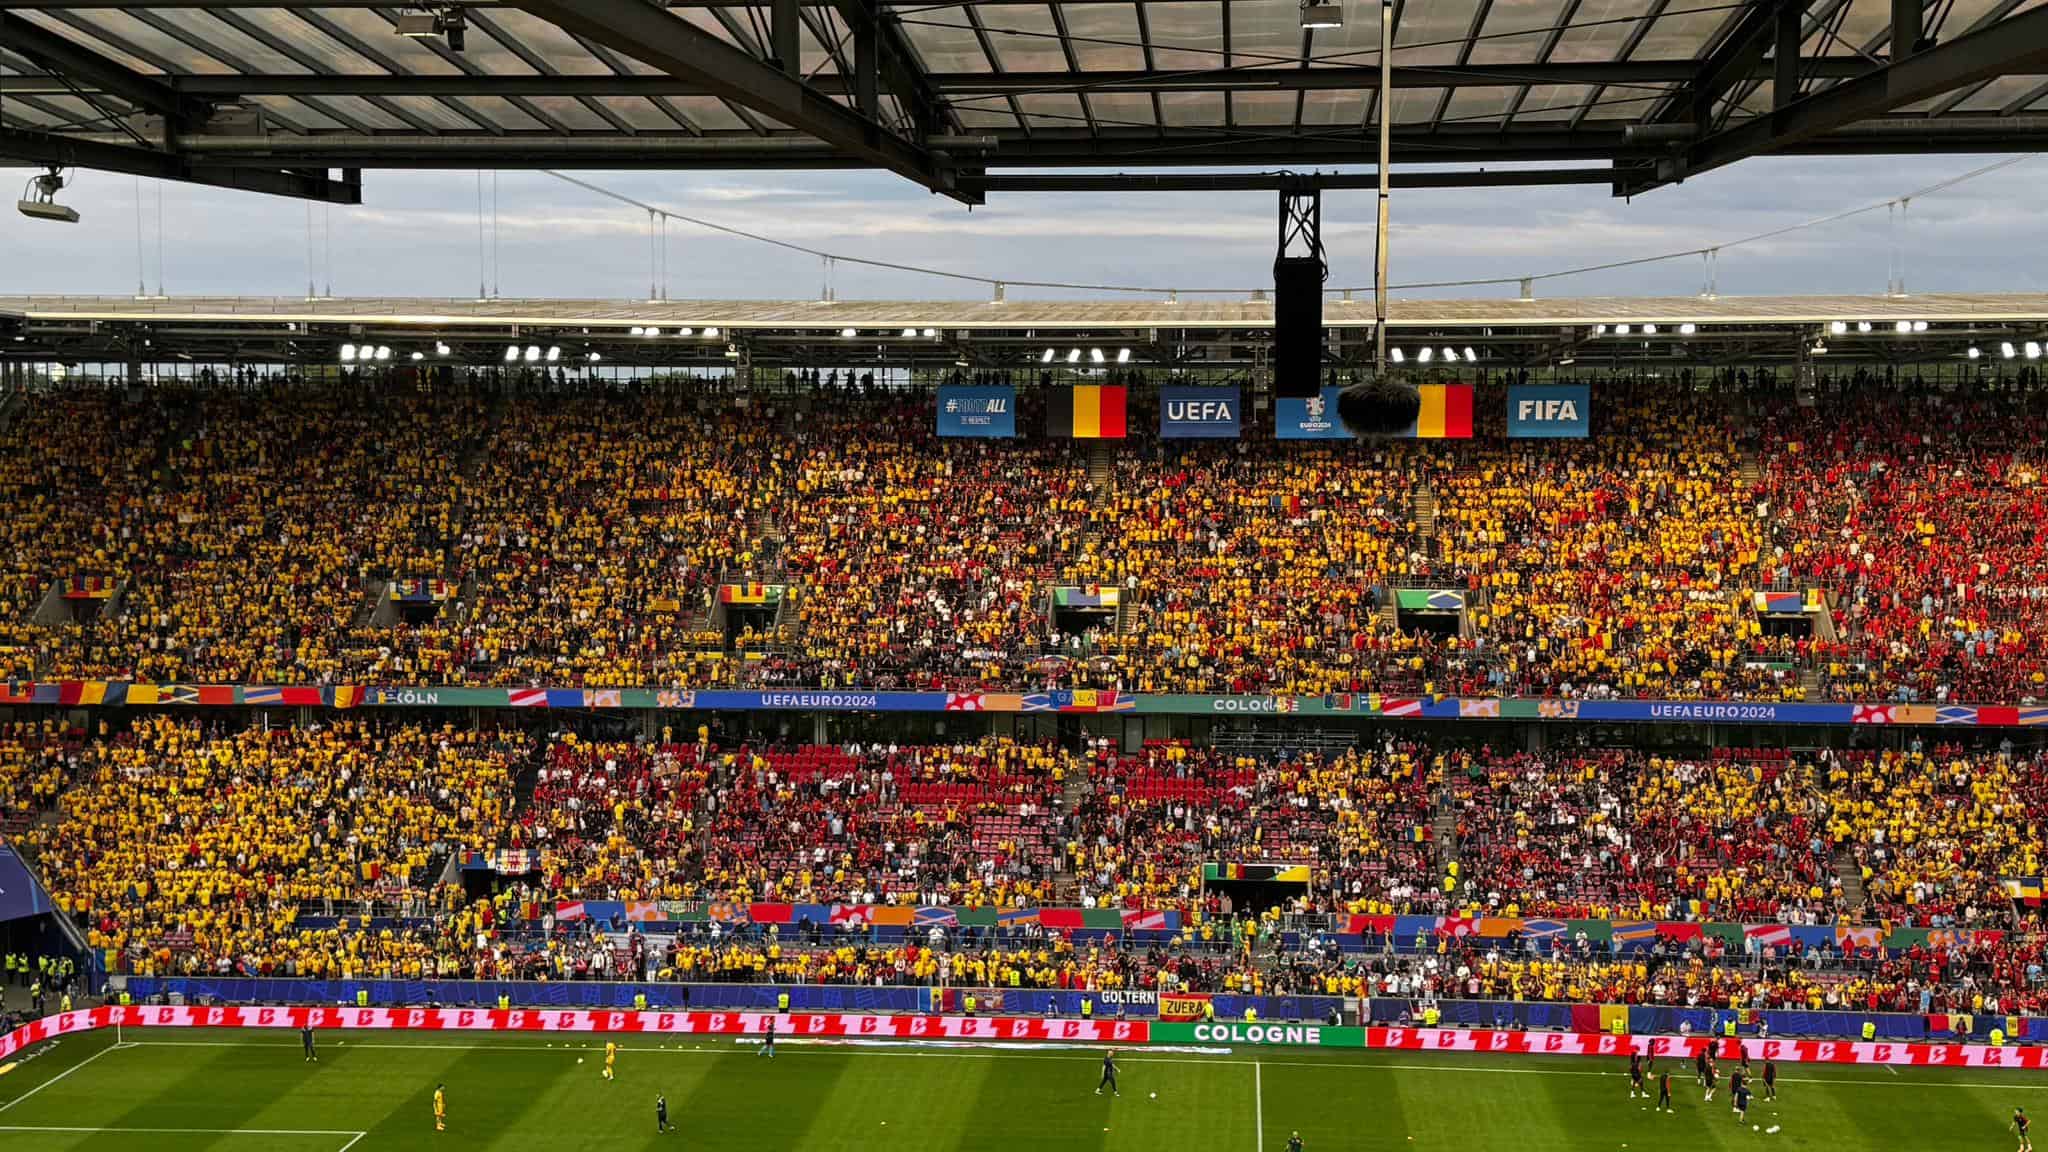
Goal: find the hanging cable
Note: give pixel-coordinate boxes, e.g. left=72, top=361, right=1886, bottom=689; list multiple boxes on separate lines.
left=476, top=170, right=487, bottom=300
left=134, top=176, right=147, bottom=299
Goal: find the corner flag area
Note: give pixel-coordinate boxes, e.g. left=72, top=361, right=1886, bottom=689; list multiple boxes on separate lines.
left=3, top=1026, right=2045, bottom=1150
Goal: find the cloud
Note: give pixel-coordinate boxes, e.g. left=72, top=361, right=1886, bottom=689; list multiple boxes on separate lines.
left=0, top=153, right=2042, bottom=300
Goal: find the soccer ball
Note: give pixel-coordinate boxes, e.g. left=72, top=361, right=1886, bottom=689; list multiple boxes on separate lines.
left=577, top=1058, right=584, bottom=1064
left=1752, top=1126, right=1760, bottom=1132
left=1149, top=1093, right=1157, bottom=1099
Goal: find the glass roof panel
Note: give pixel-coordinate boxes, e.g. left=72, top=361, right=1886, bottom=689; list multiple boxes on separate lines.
left=306, top=9, right=464, bottom=76
left=144, top=10, right=311, bottom=74
left=1232, top=0, right=1303, bottom=66
left=250, top=96, right=345, bottom=132
left=1307, top=7, right=1387, bottom=69
left=1953, top=75, right=2048, bottom=112
left=385, top=95, right=482, bottom=132
left=1547, top=0, right=1654, bottom=62
left=1514, top=83, right=1595, bottom=120
left=1014, top=92, right=1088, bottom=128
left=903, top=17, right=993, bottom=73
left=1442, top=86, right=1517, bottom=125
left=667, top=96, right=753, bottom=132
left=1155, top=88, right=1226, bottom=125
left=523, top=95, right=617, bottom=132
left=951, top=105, right=1020, bottom=129
left=1633, top=2, right=1727, bottom=59
left=1826, top=0, right=1893, bottom=53
left=984, top=6, right=1072, bottom=73
left=1085, top=90, right=1158, bottom=129
left=1469, top=0, right=1574, bottom=66
left=1386, top=85, right=1445, bottom=123
left=612, top=97, right=684, bottom=132
left=210, top=9, right=373, bottom=74
left=677, top=9, right=757, bottom=54
left=1232, top=88, right=1300, bottom=125
left=25, top=94, right=100, bottom=125
left=0, top=102, right=59, bottom=128
left=1145, top=3, right=1227, bottom=71
left=449, top=95, right=547, bottom=132
left=14, top=13, right=164, bottom=75
left=309, top=94, right=411, bottom=130
left=1397, top=0, right=1483, bottom=67
left=59, top=10, right=267, bottom=74
left=1298, top=88, right=1365, bottom=125
left=475, top=9, right=615, bottom=75
left=1058, top=5, right=1146, bottom=71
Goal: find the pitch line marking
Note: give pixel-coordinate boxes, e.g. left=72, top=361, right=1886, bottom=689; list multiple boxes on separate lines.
left=0, top=1125, right=365, bottom=1137
left=0, top=1043, right=117, bottom=1114
left=1254, top=1060, right=1264, bottom=1152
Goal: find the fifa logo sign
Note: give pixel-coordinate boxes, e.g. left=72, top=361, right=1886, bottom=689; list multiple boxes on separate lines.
left=1517, top=398, right=1579, bottom=421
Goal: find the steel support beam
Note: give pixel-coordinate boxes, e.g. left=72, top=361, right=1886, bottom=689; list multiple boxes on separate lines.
left=2, top=58, right=1893, bottom=101
left=962, top=168, right=1631, bottom=194
left=509, top=0, right=953, bottom=196
left=771, top=0, right=799, bottom=75
left=1774, top=1, right=1800, bottom=109
left=1893, top=0, right=1924, bottom=59
left=1626, top=5, right=2048, bottom=193
left=0, top=11, right=209, bottom=125
left=1682, top=0, right=1798, bottom=128
left=0, top=127, right=359, bottom=202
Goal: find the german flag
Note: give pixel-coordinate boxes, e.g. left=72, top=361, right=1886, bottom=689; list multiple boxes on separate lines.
left=1046, top=385, right=1127, bottom=439
left=1409, top=383, right=1474, bottom=438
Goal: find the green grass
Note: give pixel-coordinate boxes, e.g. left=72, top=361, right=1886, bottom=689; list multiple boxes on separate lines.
left=3, top=1026, right=2046, bottom=1150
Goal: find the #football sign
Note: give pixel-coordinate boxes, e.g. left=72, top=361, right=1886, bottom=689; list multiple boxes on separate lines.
left=1506, top=385, right=1590, bottom=438
left=1159, top=386, right=1241, bottom=439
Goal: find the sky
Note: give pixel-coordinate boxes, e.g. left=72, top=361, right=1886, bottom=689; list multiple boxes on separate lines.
left=0, top=152, right=2041, bottom=302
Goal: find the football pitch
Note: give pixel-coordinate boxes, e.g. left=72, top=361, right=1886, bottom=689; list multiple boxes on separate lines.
left=2, top=1027, right=2044, bottom=1151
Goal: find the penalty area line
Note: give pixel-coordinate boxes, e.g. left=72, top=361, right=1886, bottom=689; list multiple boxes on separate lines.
left=0, top=1125, right=367, bottom=1139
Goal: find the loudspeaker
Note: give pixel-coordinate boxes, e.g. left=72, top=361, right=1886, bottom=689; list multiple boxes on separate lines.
left=1273, top=256, right=1323, bottom=398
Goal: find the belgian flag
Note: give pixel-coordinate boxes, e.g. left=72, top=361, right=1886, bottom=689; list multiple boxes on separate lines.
left=1047, top=385, right=1127, bottom=439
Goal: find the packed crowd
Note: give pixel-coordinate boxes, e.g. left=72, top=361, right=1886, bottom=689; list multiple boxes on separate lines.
left=0, top=377, right=2041, bottom=702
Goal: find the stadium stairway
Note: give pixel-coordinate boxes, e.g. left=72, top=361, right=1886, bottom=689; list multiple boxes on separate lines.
left=1087, top=443, right=1114, bottom=491
left=1833, top=846, right=1869, bottom=917
left=1739, top=452, right=1762, bottom=491
left=1414, top=478, right=1437, bottom=542
left=0, top=389, right=24, bottom=433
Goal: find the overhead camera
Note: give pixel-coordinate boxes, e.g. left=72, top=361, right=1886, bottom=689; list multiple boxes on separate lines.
left=18, top=169, right=80, bottom=224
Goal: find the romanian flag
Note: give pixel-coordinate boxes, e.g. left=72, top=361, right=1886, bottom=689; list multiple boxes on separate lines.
left=719, top=583, right=780, bottom=605
left=1047, top=385, right=1128, bottom=439
left=1407, top=383, right=1474, bottom=438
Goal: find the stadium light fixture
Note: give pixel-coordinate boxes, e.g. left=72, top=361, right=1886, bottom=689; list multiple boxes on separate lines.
left=2029, top=342, right=2043, bottom=360
left=923, top=328, right=938, bottom=338
left=1894, top=320, right=1913, bottom=334
left=677, top=328, right=694, bottom=337
left=374, top=345, right=391, bottom=361
left=840, top=328, right=857, bottom=338
left=901, top=328, right=918, bottom=338
left=339, top=344, right=357, bottom=362
left=17, top=169, right=79, bottom=224
left=1299, top=0, right=1343, bottom=29
left=434, top=342, right=450, bottom=356
left=2002, top=342, right=2017, bottom=360
left=410, top=351, right=425, bottom=362
left=1967, top=346, right=1982, bottom=360
left=1390, top=347, right=1405, bottom=363
left=629, top=326, right=644, bottom=336
left=1067, top=348, right=1082, bottom=364
left=1594, top=324, right=1607, bottom=336
left=702, top=328, right=720, bottom=339
left=523, top=345, right=541, bottom=362
left=588, top=352, right=602, bottom=363
left=1117, top=348, right=1131, bottom=364
left=1440, top=347, right=1458, bottom=363
left=1558, top=356, right=1575, bottom=366
left=1418, top=347, right=1434, bottom=363
left=1857, top=321, right=1872, bottom=333
left=545, top=346, right=561, bottom=362
left=1642, top=324, right=1657, bottom=335
left=1614, top=324, right=1631, bottom=336
left=1912, top=320, right=1928, bottom=333
left=1090, top=348, right=1105, bottom=364
left=1463, top=347, right=1478, bottom=362
left=1041, top=349, right=1055, bottom=364
left=504, top=346, right=519, bottom=362
left=1829, top=321, right=1847, bottom=335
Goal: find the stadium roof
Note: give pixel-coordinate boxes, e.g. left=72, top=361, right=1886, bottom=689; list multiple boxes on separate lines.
left=3, top=290, right=2044, bottom=369
left=3, top=0, right=2048, bottom=205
